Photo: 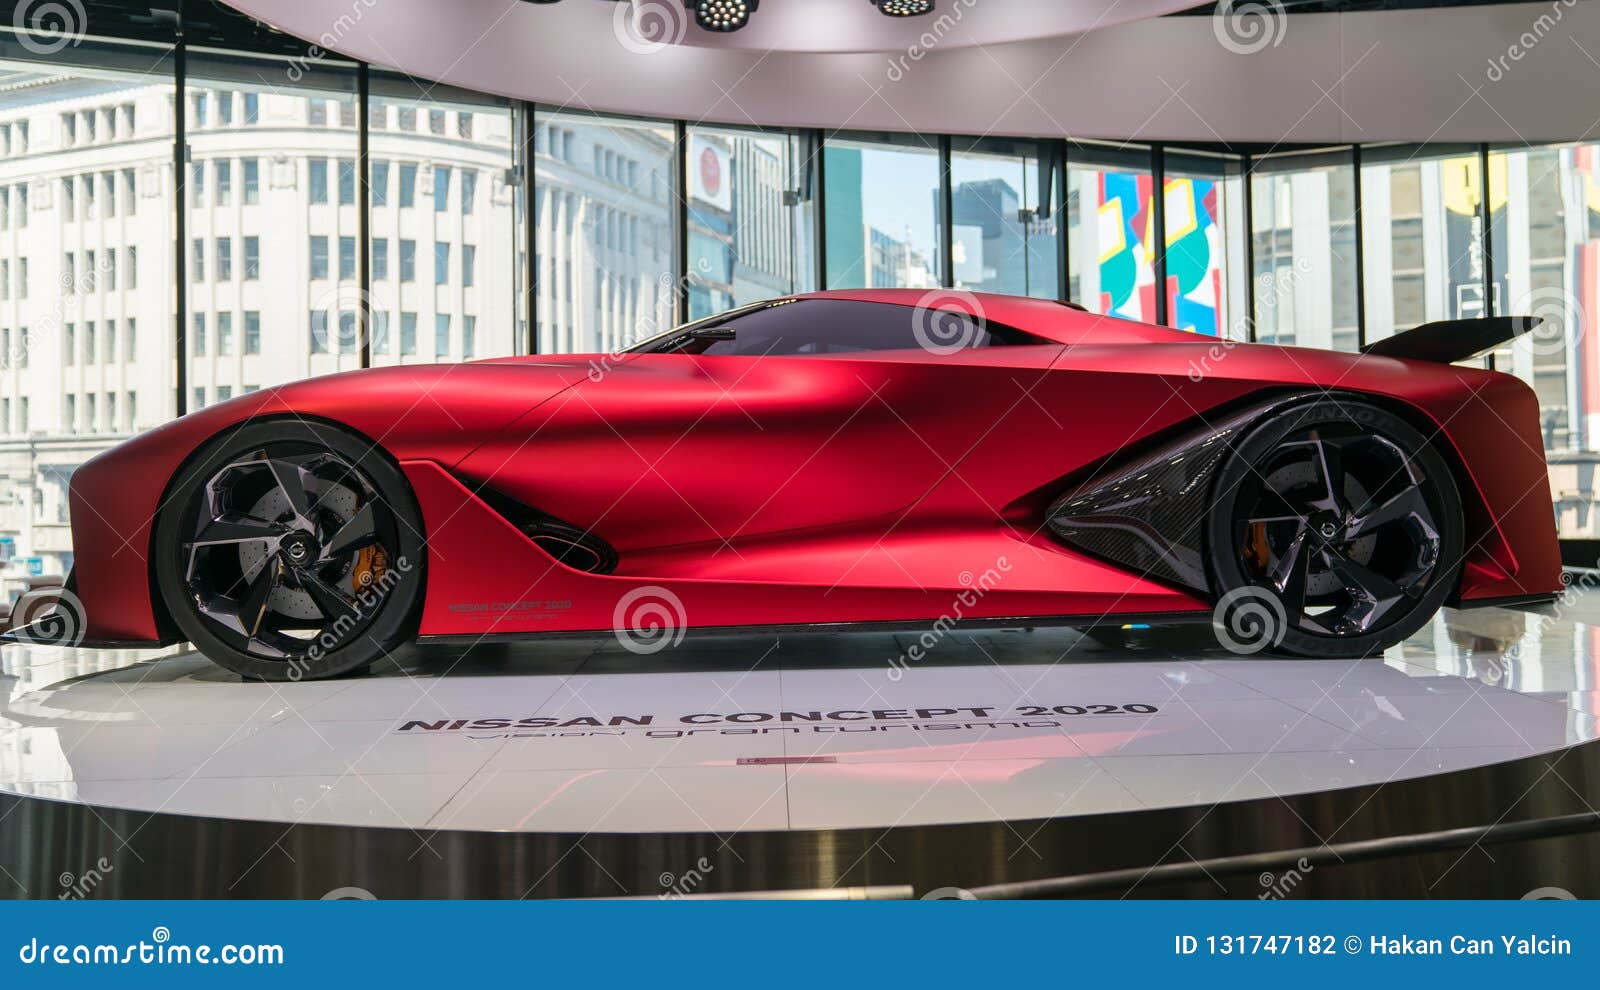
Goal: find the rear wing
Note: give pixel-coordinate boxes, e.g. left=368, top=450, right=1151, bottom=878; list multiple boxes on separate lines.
left=1359, top=316, right=1542, bottom=364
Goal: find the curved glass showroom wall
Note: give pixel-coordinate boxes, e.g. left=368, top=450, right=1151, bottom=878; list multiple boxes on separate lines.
left=1, top=29, right=1597, bottom=610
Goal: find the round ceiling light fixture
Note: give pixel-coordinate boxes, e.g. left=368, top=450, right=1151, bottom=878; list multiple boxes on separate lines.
left=874, top=0, right=936, bottom=16
left=688, top=0, right=758, bottom=32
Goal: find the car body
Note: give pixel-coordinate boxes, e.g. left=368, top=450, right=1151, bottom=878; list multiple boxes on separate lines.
left=43, top=289, right=1562, bottom=674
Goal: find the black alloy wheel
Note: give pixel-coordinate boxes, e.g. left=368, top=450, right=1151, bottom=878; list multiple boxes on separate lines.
left=154, top=420, right=425, bottom=680
left=1207, top=398, right=1463, bottom=658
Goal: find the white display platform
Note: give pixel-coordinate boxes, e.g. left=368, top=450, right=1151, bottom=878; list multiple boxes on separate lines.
left=2, top=599, right=1596, bottom=834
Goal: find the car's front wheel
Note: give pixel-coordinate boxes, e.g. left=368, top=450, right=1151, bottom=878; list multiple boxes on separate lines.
left=1206, top=398, right=1464, bottom=658
left=153, top=420, right=425, bottom=680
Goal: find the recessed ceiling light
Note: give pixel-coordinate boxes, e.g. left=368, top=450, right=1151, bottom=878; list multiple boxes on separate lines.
left=874, top=0, right=935, bottom=17
left=689, top=0, right=758, bottom=32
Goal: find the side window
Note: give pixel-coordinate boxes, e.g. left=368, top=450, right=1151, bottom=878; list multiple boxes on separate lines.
left=655, top=299, right=1042, bottom=356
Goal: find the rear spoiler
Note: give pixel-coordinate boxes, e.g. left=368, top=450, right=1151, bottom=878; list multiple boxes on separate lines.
left=1358, top=316, right=1542, bottom=364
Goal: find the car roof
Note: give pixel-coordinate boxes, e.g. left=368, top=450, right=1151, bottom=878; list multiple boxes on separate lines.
left=793, top=289, right=1202, bottom=347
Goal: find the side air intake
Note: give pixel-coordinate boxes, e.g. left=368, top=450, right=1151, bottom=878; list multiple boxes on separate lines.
left=1045, top=394, right=1315, bottom=592
left=462, top=481, right=619, bottom=575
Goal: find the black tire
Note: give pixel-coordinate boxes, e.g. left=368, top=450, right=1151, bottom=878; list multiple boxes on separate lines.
left=153, top=419, right=426, bottom=680
left=1206, top=398, right=1463, bottom=658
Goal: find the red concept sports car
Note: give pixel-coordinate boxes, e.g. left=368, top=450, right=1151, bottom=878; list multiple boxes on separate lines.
left=18, top=289, right=1563, bottom=679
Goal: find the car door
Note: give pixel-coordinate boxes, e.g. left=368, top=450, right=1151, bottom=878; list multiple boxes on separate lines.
left=454, top=299, right=1065, bottom=555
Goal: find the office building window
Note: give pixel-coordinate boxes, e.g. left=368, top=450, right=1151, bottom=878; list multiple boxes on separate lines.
left=398, top=162, right=417, bottom=207
left=435, top=313, right=450, bottom=357
left=310, top=236, right=329, bottom=279
left=433, top=165, right=450, bottom=211
left=400, top=312, right=417, bottom=354
left=309, top=311, right=329, bottom=353
left=399, top=239, right=416, bottom=282
left=338, top=157, right=356, bottom=205
left=309, top=158, right=328, bottom=203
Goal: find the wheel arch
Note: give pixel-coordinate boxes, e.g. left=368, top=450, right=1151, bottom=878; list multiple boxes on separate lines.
left=1314, top=389, right=1516, bottom=604
left=1045, top=386, right=1503, bottom=604
left=142, top=412, right=421, bottom=645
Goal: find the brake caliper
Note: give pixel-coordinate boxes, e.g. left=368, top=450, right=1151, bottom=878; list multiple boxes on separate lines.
left=351, top=544, right=390, bottom=593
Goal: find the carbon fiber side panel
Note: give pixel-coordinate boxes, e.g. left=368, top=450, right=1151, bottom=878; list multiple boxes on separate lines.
left=1046, top=394, right=1311, bottom=593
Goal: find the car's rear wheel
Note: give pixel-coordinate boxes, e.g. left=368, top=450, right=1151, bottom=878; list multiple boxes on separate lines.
left=153, top=420, right=425, bottom=680
left=1206, top=399, right=1463, bottom=658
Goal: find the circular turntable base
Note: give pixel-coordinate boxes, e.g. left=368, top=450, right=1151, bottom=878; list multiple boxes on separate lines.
left=3, top=608, right=1595, bottom=835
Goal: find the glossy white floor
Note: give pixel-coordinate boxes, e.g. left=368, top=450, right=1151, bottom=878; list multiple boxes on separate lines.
left=2, top=594, right=1598, bottom=834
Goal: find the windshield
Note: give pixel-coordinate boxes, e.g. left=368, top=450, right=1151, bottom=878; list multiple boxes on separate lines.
left=624, top=298, right=1046, bottom=356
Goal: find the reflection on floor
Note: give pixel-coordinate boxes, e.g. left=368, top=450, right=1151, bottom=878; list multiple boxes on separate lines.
left=2, top=592, right=1598, bottom=834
